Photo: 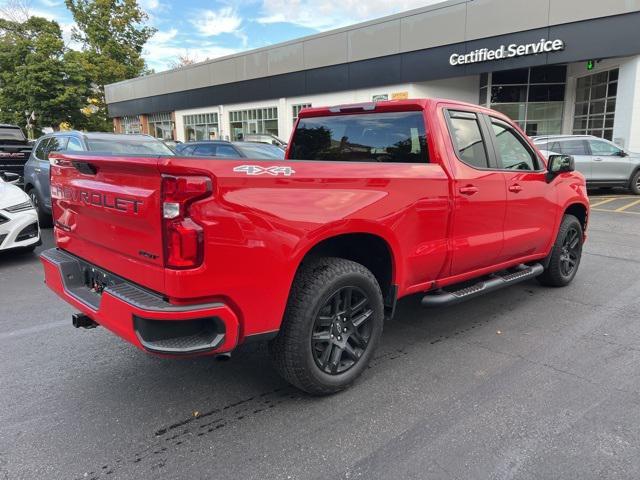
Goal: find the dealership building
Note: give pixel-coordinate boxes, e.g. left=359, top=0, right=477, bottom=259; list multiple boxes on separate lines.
left=105, top=0, right=640, bottom=151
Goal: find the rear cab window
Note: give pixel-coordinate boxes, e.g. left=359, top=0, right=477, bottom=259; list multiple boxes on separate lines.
left=289, top=111, right=428, bottom=163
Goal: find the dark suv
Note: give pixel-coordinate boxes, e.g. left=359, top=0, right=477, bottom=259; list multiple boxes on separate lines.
left=0, top=124, right=33, bottom=186
left=24, top=131, right=174, bottom=226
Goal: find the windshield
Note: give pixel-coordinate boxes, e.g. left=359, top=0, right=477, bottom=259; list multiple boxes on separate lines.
left=233, top=143, right=285, bottom=159
left=0, top=127, right=26, bottom=141
left=86, top=137, right=175, bottom=155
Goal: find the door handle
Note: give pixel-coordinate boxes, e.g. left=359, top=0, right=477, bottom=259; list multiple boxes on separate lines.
left=34, top=167, right=41, bottom=173
left=508, top=184, right=523, bottom=193
left=593, top=157, right=603, bottom=162
left=459, top=185, right=479, bottom=195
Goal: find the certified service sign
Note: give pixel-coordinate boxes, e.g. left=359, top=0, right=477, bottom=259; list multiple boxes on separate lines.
left=449, top=39, right=565, bottom=66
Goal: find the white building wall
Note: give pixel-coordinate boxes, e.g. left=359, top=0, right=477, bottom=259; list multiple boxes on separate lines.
left=615, top=56, right=640, bottom=152
left=174, top=75, right=480, bottom=142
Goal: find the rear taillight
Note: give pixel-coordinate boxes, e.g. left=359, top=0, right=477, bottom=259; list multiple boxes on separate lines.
left=161, top=175, right=212, bottom=269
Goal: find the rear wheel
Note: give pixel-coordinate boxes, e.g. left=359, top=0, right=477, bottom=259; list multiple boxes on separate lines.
left=537, top=214, right=583, bottom=287
left=269, top=257, right=384, bottom=395
left=27, top=189, right=52, bottom=228
left=630, top=170, right=640, bottom=195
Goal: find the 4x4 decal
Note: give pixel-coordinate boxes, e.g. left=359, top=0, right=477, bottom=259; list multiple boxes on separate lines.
left=233, top=165, right=296, bottom=176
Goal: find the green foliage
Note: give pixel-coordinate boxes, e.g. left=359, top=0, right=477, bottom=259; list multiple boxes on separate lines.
left=0, top=16, right=91, bottom=135
left=66, top=0, right=156, bottom=129
left=0, top=0, right=154, bottom=134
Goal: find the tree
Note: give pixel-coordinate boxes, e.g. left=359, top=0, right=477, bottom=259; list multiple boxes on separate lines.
left=168, top=52, right=197, bottom=70
left=0, top=16, right=91, bottom=135
left=65, top=0, right=156, bottom=130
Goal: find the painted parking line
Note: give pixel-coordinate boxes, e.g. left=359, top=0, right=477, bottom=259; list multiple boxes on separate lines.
left=587, top=194, right=640, bottom=215
left=615, top=198, right=640, bottom=212
left=589, top=197, right=624, bottom=208
left=592, top=208, right=640, bottom=215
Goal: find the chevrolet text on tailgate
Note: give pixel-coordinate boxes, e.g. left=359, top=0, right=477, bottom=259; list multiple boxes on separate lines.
left=42, top=99, right=589, bottom=395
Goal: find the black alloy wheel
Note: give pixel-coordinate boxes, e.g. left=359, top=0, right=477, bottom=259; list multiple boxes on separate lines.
left=311, top=286, right=373, bottom=375
left=269, top=257, right=384, bottom=395
left=559, top=225, right=580, bottom=277
left=537, top=214, right=583, bottom=287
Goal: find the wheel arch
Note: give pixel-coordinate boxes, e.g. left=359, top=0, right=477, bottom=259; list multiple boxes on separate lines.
left=293, top=232, right=398, bottom=317
left=564, top=202, right=588, bottom=232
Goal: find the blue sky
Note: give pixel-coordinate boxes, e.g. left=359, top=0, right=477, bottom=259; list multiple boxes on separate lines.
left=5, top=0, right=442, bottom=72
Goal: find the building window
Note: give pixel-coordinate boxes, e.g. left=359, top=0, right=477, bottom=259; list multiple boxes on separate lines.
left=229, top=107, right=278, bottom=140
left=483, top=66, right=567, bottom=136
left=148, top=112, right=174, bottom=140
left=572, top=68, right=618, bottom=141
left=292, top=103, right=312, bottom=125
left=184, top=112, right=219, bottom=141
left=122, top=115, right=141, bottom=134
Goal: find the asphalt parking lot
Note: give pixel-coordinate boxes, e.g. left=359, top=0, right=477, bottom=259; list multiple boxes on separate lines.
left=1, top=192, right=640, bottom=480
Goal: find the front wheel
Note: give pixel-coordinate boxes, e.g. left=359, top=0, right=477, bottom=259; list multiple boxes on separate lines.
left=537, top=214, right=583, bottom=287
left=269, top=257, right=384, bottom=395
left=28, top=189, right=52, bottom=228
left=630, top=170, right=640, bottom=195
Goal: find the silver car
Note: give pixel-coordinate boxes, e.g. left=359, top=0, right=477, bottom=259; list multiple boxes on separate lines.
left=533, top=135, right=640, bottom=194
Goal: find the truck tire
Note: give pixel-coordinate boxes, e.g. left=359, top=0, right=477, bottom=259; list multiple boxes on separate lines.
left=630, top=170, right=640, bottom=195
left=537, top=214, right=583, bottom=287
left=269, top=257, right=384, bottom=395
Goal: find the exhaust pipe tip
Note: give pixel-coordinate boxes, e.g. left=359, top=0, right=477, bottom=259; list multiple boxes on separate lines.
left=215, top=352, right=232, bottom=362
left=72, top=313, right=98, bottom=329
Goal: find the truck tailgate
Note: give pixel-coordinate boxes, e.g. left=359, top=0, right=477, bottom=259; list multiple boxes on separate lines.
left=50, top=153, right=165, bottom=292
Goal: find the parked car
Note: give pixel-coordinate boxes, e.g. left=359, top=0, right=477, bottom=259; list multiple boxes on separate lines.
left=176, top=140, right=285, bottom=159
left=41, top=98, right=588, bottom=395
left=162, top=139, right=182, bottom=152
left=241, top=133, right=287, bottom=149
left=0, top=170, right=40, bottom=253
left=532, top=135, right=640, bottom=194
left=24, top=132, right=175, bottom=226
left=0, top=124, right=33, bottom=187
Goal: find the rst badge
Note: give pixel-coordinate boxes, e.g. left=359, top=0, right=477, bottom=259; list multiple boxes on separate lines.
left=233, top=165, right=296, bottom=176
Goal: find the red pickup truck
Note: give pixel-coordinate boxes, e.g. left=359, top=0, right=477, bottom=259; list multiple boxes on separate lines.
left=41, top=99, right=589, bottom=394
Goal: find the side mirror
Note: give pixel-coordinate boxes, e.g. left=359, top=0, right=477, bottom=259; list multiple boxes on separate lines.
left=616, top=150, right=628, bottom=157
left=547, top=154, right=574, bottom=181
left=0, top=171, right=20, bottom=185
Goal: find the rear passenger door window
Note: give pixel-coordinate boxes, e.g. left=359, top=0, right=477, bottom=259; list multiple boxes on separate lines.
left=490, top=120, right=539, bottom=171
left=214, top=145, right=239, bottom=157
left=558, top=140, right=589, bottom=156
left=47, top=137, right=68, bottom=158
left=66, top=137, right=84, bottom=151
left=193, top=144, right=217, bottom=156
left=446, top=111, right=490, bottom=169
left=34, top=138, right=51, bottom=160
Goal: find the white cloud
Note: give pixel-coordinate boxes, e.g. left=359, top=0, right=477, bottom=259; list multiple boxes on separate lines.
left=257, top=0, right=445, bottom=30
left=191, top=6, right=242, bottom=37
left=139, top=0, right=160, bottom=9
left=143, top=27, right=238, bottom=72
left=39, top=0, right=63, bottom=7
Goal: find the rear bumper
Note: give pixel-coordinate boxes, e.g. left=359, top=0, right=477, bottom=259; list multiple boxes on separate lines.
left=40, top=248, right=239, bottom=356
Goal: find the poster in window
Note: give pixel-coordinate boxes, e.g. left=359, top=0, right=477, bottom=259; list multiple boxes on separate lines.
left=372, top=94, right=389, bottom=102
